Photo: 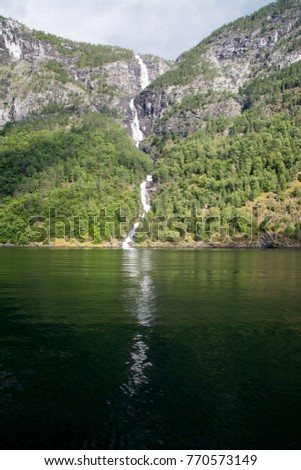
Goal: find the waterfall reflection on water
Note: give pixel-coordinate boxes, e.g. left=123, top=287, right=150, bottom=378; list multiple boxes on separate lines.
left=121, top=250, right=154, bottom=397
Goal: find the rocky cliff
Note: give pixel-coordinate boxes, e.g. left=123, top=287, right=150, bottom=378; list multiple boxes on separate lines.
left=0, top=17, right=171, bottom=129
left=136, top=0, right=301, bottom=140
left=2, top=1, right=300, bottom=142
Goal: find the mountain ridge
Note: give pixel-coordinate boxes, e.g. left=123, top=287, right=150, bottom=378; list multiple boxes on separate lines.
left=136, top=0, right=301, bottom=140
left=0, top=16, right=171, bottom=129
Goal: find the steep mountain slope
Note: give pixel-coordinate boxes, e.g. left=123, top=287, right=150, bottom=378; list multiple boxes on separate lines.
left=137, top=0, right=301, bottom=140
left=0, top=18, right=164, bottom=245
left=0, top=0, right=301, bottom=247
left=0, top=112, right=153, bottom=245
left=0, top=17, right=171, bottom=129
left=139, top=0, right=301, bottom=247
left=147, top=61, right=301, bottom=246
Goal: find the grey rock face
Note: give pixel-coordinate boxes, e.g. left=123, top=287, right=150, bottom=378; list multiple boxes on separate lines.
left=1, top=2, right=300, bottom=142
left=0, top=18, right=171, bottom=129
left=136, top=3, right=301, bottom=139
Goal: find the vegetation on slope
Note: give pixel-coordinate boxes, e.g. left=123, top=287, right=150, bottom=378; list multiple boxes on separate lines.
left=1, top=0, right=300, bottom=247
left=146, top=61, right=301, bottom=245
left=0, top=113, right=152, bottom=245
left=31, top=29, right=134, bottom=67
left=147, top=0, right=300, bottom=92
left=203, top=0, right=300, bottom=39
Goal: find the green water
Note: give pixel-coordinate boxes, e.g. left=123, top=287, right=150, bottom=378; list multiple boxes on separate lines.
left=0, top=248, right=300, bottom=449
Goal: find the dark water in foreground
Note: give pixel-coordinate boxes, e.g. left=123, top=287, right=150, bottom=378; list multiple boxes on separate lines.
left=0, top=248, right=300, bottom=449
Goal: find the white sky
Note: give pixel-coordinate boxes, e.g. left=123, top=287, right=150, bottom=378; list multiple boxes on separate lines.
left=1, top=0, right=271, bottom=59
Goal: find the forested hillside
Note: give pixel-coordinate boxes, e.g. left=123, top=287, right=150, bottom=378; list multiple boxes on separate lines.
left=0, top=113, right=152, bottom=245
left=0, top=0, right=300, bottom=247
left=147, top=61, right=301, bottom=246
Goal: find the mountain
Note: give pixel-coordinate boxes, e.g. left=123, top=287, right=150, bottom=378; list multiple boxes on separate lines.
left=0, top=0, right=301, bottom=247
left=0, top=18, right=167, bottom=245
left=0, top=17, right=171, bottom=129
left=137, top=0, right=301, bottom=247
left=137, top=0, right=300, bottom=139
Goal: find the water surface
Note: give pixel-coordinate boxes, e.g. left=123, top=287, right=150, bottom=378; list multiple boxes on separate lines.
left=0, top=248, right=300, bottom=449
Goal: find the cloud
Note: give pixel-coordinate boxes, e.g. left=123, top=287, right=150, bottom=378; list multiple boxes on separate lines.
left=1, top=0, right=271, bottom=59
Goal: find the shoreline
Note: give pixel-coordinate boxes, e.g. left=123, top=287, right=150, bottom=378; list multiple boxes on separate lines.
left=1, top=241, right=301, bottom=250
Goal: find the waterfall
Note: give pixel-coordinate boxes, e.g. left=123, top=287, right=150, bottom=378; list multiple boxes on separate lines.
left=129, top=54, right=150, bottom=148
left=130, top=98, right=143, bottom=148
left=122, top=55, right=152, bottom=249
left=135, top=54, right=150, bottom=90
left=141, top=175, right=153, bottom=217
left=122, top=175, right=153, bottom=249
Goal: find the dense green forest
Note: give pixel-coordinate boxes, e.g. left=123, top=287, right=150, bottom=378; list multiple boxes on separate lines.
left=146, top=61, right=301, bottom=245
left=0, top=113, right=152, bottom=244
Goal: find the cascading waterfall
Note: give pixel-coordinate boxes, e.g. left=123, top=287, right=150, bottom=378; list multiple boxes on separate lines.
left=140, top=175, right=153, bottom=217
left=130, top=98, right=143, bottom=147
left=122, top=175, right=153, bottom=249
left=136, top=54, right=150, bottom=90
left=129, top=54, right=150, bottom=148
left=122, top=55, right=152, bottom=249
